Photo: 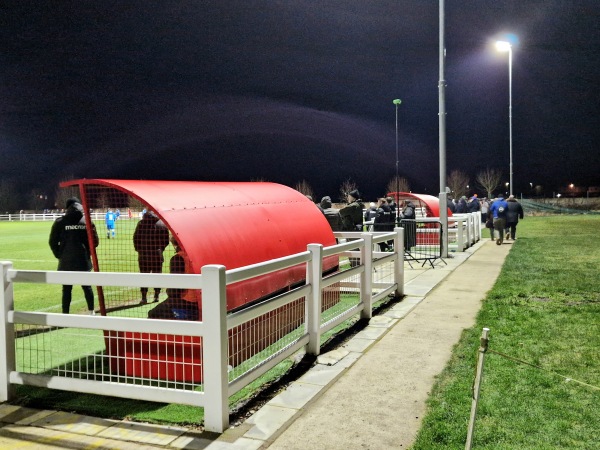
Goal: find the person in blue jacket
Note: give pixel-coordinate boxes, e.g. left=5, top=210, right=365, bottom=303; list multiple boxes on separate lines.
left=489, top=194, right=509, bottom=245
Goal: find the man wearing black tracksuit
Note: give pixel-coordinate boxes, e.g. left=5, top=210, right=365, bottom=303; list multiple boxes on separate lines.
left=49, top=197, right=99, bottom=314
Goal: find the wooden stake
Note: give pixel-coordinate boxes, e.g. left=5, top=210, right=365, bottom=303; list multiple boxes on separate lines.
left=465, top=327, right=490, bottom=450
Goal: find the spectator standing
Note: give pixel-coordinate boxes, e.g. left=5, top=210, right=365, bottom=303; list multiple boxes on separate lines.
left=320, top=196, right=343, bottom=232
left=339, top=190, right=364, bottom=232
left=400, top=200, right=417, bottom=249
left=489, top=194, right=509, bottom=245
left=386, top=196, right=397, bottom=224
left=456, top=196, right=468, bottom=213
left=480, top=198, right=490, bottom=224
left=447, top=198, right=456, bottom=214
left=467, top=195, right=480, bottom=213
left=374, top=197, right=393, bottom=251
left=133, top=210, right=170, bottom=304
left=339, top=190, right=364, bottom=267
left=505, top=195, right=524, bottom=240
left=105, top=208, right=117, bottom=239
left=49, top=197, right=99, bottom=314
left=364, top=202, right=377, bottom=222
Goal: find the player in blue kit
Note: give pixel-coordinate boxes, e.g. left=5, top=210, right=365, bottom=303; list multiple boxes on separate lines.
left=105, top=208, right=116, bottom=239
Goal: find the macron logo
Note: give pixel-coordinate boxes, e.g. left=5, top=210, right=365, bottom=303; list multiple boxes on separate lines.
left=65, top=225, right=87, bottom=230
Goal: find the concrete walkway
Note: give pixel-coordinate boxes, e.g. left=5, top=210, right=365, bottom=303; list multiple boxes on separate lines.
left=0, top=239, right=511, bottom=449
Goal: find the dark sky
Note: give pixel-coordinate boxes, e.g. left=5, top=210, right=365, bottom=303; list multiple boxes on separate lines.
left=1, top=1, right=599, bottom=202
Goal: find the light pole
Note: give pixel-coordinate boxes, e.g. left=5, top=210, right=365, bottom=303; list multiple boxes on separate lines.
left=393, top=99, right=402, bottom=224
left=496, top=40, right=513, bottom=197
left=439, top=0, right=448, bottom=258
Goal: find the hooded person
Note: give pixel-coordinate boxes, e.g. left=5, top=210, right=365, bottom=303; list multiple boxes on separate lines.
left=133, top=210, right=170, bottom=303
left=49, top=197, right=99, bottom=314
left=320, top=196, right=343, bottom=232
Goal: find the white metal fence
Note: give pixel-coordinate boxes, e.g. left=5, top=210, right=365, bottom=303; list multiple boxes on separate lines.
left=1, top=229, right=404, bottom=433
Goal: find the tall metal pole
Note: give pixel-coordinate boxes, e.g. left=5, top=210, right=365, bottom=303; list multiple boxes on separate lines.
left=438, top=0, right=448, bottom=258
left=508, top=46, right=513, bottom=197
left=393, top=99, right=402, bottom=224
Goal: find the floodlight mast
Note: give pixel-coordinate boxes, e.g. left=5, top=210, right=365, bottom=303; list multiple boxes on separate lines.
left=496, top=40, right=513, bottom=197
left=393, top=99, right=402, bottom=224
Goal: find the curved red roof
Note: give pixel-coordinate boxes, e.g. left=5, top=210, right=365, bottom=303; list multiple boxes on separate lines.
left=62, top=179, right=337, bottom=309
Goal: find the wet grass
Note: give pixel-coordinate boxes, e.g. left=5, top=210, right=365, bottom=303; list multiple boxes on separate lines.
left=411, top=216, right=600, bottom=450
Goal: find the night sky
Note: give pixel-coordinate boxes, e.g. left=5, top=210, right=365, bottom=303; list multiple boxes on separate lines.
left=1, top=1, right=599, bottom=203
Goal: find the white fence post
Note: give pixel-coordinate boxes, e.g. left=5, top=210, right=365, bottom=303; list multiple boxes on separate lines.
left=394, top=228, right=404, bottom=297
left=306, top=244, right=324, bottom=355
left=0, top=261, right=16, bottom=402
left=457, top=218, right=465, bottom=251
left=360, top=233, right=373, bottom=319
left=201, top=264, right=229, bottom=433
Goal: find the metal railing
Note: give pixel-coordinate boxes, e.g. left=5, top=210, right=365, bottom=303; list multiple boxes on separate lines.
left=0, top=229, right=404, bottom=433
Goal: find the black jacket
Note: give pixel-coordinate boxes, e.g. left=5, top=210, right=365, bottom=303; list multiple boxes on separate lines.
left=339, top=200, right=365, bottom=231
left=374, top=204, right=393, bottom=232
left=401, top=201, right=416, bottom=220
left=49, top=202, right=98, bottom=271
left=505, top=199, right=524, bottom=224
left=133, top=212, right=170, bottom=261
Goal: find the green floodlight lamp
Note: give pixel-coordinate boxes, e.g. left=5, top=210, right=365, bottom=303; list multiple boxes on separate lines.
left=393, top=99, right=402, bottom=105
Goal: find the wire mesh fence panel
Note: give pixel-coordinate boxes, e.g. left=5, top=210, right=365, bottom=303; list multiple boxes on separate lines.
left=14, top=323, right=204, bottom=390
left=401, top=219, right=443, bottom=267
left=228, top=297, right=306, bottom=382
left=321, top=268, right=360, bottom=327
left=372, top=257, right=396, bottom=307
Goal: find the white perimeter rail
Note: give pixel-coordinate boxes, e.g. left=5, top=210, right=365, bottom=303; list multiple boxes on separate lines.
left=447, top=212, right=481, bottom=251
left=0, top=228, right=404, bottom=433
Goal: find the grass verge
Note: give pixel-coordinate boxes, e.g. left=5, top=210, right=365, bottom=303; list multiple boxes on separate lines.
left=411, top=216, right=600, bottom=449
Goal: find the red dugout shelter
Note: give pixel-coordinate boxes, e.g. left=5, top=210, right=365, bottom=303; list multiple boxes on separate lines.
left=61, top=179, right=340, bottom=382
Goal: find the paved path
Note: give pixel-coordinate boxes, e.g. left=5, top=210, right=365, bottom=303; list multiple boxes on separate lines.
left=0, top=239, right=511, bottom=449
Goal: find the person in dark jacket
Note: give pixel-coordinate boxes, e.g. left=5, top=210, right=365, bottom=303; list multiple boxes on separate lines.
left=467, top=195, right=480, bottom=213
left=447, top=198, right=456, bottom=214
left=339, top=190, right=364, bottom=267
left=133, top=210, right=170, bottom=304
left=400, top=200, right=417, bottom=250
left=374, top=197, right=393, bottom=251
left=456, top=196, right=468, bottom=213
left=49, top=197, right=99, bottom=314
left=320, top=196, right=343, bottom=232
left=148, top=237, right=199, bottom=320
left=504, top=195, right=524, bottom=240
left=339, top=190, right=364, bottom=232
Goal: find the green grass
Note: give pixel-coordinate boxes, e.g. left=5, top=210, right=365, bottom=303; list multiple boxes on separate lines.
left=411, top=216, right=600, bottom=450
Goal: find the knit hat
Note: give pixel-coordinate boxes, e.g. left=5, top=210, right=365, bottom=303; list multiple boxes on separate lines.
left=66, top=197, right=80, bottom=208
left=320, top=196, right=332, bottom=208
